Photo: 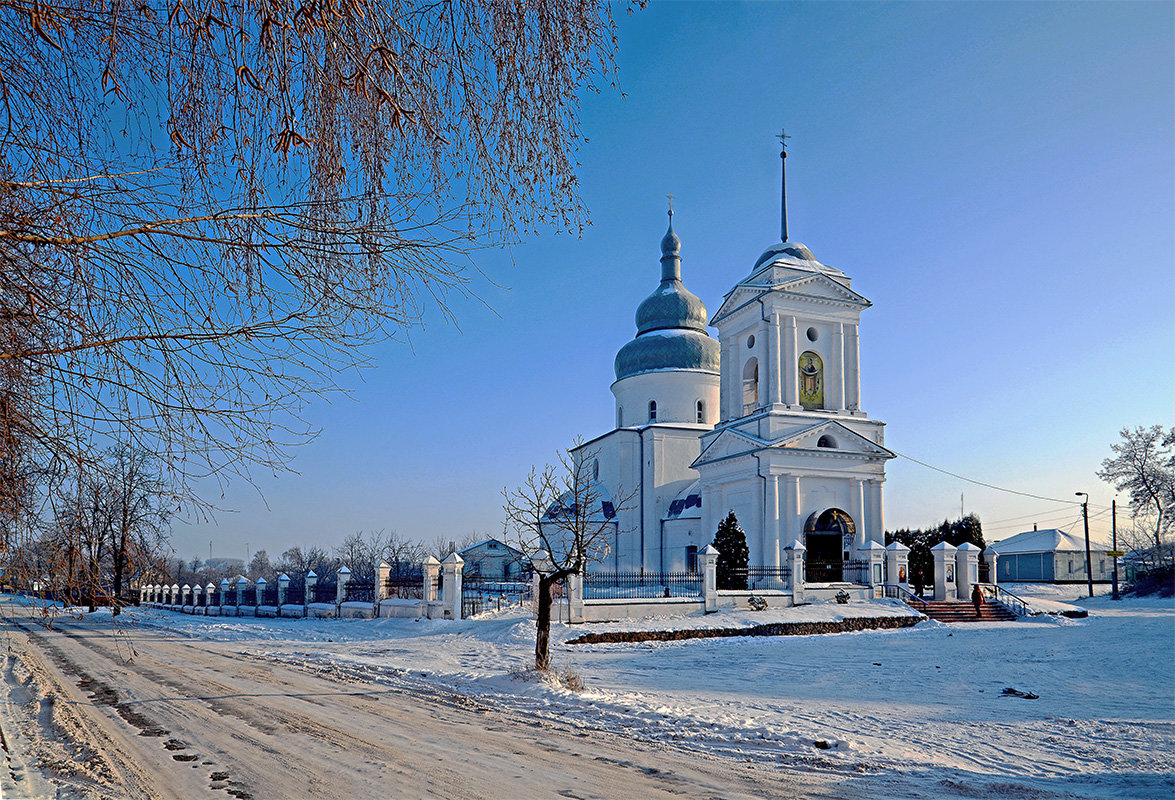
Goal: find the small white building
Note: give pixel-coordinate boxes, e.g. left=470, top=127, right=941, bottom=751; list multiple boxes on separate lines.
left=457, top=538, right=528, bottom=582
left=989, top=528, right=1114, bottom=583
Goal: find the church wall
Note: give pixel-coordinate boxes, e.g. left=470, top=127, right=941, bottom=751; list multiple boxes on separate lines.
left=611, top=370, right=719, bottom=427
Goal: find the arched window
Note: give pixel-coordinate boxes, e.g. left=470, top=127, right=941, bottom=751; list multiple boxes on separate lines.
left=648, top=400, right=657, bottom=422
left=798, top=350, right=824, bottom=410
left=617, top=406, right=623, bottom=427
left=817, top=434, right=837, bottom=448
left=593, top=459, right=599, bottom=481
left=742, top=358, right=759, bottom=415
left=696, top=400, right=705, bottom=423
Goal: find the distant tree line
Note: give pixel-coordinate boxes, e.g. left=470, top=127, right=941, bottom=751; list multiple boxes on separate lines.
left=886, top=513, right=986, bottom=592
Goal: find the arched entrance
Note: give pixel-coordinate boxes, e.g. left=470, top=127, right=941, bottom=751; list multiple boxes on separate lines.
left=804, top=508, right=855, bottom=582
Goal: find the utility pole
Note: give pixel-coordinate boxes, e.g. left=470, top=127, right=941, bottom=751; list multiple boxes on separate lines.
left=1111, top=499, right=1120, bottom=601
left=1075, top=492, right=1094, bottom=598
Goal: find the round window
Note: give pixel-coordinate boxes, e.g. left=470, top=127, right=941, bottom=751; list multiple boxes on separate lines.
left=746, top=335, right=756, bottom=348
left=806, top=327, right=818, bottom=342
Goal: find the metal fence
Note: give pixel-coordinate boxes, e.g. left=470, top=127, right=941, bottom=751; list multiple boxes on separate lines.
left=311, top=583, right=338, bottom=604
left=284, top=585, right=305, bottom=605
left=383, top=574, right=424, bottom=600
left=260, top=586, right=280, bottom=606
left=343, top=581, right=375, bottom=604
left=583, top=571, right=702, bottom=599
left=842, top=560, right=871, bottom=585
left=741, top=565, right=792, bottom=591
left=460, top=578, right=531, bottom=618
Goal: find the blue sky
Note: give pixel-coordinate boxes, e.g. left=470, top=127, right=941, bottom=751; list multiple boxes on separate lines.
left=180, top=1, right=1173, bottom=563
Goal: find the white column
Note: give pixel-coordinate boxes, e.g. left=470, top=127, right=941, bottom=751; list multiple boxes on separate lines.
left=787, top=474, right=802, bottom=545
left=845, top=323, right=861, bottom=411
left=868, top=479, right=884, bottom=544
left=850, top=479, right=866, bottom=552
left=782, top=315, right=798, bottom=406
left=722, top=340, right=736, bottom=419
left=758, top=318, right=770, bottom=409
left=763, top=473, right=780, bottom=569
left=831, top=322, right=846, bottom=411
left=769, top=313, right=783, bottom=405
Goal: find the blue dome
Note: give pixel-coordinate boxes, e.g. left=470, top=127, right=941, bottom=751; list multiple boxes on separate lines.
left=753, top=241, right=819, bottom=269
left=635, top=283, right=708, bottom=334
left=614, top=214, right=719, bottom=381
left=614, top=330, right=720, bottom=381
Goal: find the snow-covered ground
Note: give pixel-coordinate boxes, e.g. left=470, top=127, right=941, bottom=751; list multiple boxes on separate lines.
left=20, top=587, right=1175, bottom=798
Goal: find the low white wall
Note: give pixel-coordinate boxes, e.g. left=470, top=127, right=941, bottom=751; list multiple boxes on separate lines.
left=306, top=602, right=336, bottom=618
left=802, top=585, right=872, bottom=602
left=379, top=598, right=424, bottom=618
left=582, top=597, right=703, bottom=622
left=339, top=602, right=374, bottom=619
left=278, top=604, right=305, bottom=618
left=713, top=590, right=794, bottom=610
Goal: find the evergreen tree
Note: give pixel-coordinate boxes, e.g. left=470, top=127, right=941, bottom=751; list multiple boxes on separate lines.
left=713, top=511, right=750, bottom=590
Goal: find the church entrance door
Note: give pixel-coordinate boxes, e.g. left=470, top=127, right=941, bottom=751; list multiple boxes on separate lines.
left=803, top=508, right=856, bottom=583
left=805, top=533, right=843, bottom=582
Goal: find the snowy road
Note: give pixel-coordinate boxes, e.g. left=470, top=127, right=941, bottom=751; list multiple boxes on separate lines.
left=1, top=608, right=850, bottom=800
left=2, top=590, right=1171, bottom=799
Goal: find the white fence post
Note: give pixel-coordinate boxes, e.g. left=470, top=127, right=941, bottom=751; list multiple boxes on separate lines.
left=784, top=539, right=805, bottom=604
left=701, top=544, right=719, bottom=613
left=983, top=548, right=999, bottom=587
left=931, top=542, right=957, bottom=601
left=171, top=583, right=180, bottom=606
left=886, top=541, right=910, bottom=591
left=235, top=576, right=248, bottom=610
left=278, top=573, right=290, bottom=607
left=305, top=570, right=317, bottom=611
left=956, top=542, right=981, bottom=602
left=441, top=553, right=463, bottom=619
left=422, top=557, right=440, bottom=604
left=566, top=573, right=584, bottom=623
left=376, top=561, right=390, bottom=614
left=256, top=577, right=267, bottom=608
left=205, top=582, right=215, bottom=613
left=220, top=578, right=230, bottom=612
left=191, top=584, right=201, bottom=609
left=336, top=567, right=350, bottom=608
left=181, top=584, right=191, bottom=606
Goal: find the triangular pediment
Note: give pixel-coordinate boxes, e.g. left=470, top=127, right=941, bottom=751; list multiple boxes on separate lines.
left=711, top=272, right=869, bottom=325
left=771, top=273, right=870, bottom=308
left=692, top=428, right=764, bottom=468
left=770, top=420, right=895, bottom=459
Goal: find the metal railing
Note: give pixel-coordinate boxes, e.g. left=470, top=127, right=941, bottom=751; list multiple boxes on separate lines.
left=311, top=583, right=338, bottom=604
left=742, top=565, right=792, bottom=591
left=842, top=560, right=872, bottom=585
left=584, top=571, right=702, bottom=599
left=383, top=574, right=424, bottom=600
left=260, top=587, right=280, bottom=606
left=881, top=584, right=930, bottom=611
left=343, top=581, right=375, bottom=604
left=283, top=585, right=305, bottom=605
left=977, top=583, right=1031, bottom=616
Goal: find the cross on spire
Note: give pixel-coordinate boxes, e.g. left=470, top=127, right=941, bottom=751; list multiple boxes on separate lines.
left=777, top=129, right=790, bottom=242
left=666, top=193, right=675, bottom=219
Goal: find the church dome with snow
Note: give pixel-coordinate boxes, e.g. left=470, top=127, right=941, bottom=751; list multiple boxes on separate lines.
left=614, top=214, right=719, bottom=381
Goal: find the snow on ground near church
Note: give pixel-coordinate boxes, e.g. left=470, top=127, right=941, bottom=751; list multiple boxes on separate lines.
left=41, top=589, right=1175, bottom=798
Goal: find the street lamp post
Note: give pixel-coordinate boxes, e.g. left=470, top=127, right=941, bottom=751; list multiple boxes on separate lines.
left=1111, top=499, right=1120, bottom=601
left=1075, top=492, right=1094, bottom=598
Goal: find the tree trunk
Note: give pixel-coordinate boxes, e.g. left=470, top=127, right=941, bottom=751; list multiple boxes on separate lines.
left=535, top=575, right=553, bottom=671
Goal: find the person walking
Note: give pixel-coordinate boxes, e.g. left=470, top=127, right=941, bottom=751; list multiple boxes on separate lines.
left=971, top=583, right=985, bottom=618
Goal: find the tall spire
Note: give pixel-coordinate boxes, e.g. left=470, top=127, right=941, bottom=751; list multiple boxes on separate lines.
left=660, top=198, right=681, bottom=282
left=776, top=128, right=790, bottom=242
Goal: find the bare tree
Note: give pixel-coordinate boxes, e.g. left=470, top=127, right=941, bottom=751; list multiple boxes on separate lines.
left=1097, top=425, right=1175, bottom=556
left=0, top=1, right=635, bottom=589
left=502, top=444, right=632, bottom=671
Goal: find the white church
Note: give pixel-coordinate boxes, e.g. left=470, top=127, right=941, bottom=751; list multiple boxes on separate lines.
left=572, top=145, right=895, bottom=583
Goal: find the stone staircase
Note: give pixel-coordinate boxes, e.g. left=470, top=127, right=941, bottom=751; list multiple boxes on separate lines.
left=917, top=600, right=1019, bottom=623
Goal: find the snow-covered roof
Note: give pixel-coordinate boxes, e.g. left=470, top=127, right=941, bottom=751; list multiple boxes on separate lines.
left=990, top=528, right=1111, bottom=555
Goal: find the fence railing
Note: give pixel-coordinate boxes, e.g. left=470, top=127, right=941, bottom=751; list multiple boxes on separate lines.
left=842, top=560, right=871, bottom=585
left=383, top=574, right=424, bottom=600
left=284, top=585, right=305, bottom=605
left=583, top=571, right=702, bottom=599
left=343, top=581, right=375, bottom=604
left=881, top=584, right=930, bottom=611
left=311, top=583, right=338, bottom=604
left=260, top=587, right=280, bottom=606
left=741, top=565, right=792, bottom=591
left=977, top=583, right=1031, bottom=616
left=460, top=578, right=531, bottom=618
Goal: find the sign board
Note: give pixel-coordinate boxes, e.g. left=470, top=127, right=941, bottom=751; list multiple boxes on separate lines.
left=1107, top=550, right=1125, bottom=558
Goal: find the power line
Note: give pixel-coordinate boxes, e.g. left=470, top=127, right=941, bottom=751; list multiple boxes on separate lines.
left=891, top=448, right=1084, bottom=505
